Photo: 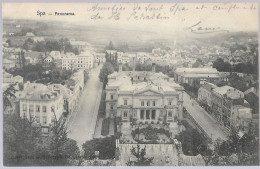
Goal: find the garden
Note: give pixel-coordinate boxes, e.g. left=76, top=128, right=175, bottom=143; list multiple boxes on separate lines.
left=131, top=125, right=172, bottom=144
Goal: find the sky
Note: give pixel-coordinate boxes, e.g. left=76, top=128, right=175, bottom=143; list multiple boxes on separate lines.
left=2, top=2, right=259, bottom=35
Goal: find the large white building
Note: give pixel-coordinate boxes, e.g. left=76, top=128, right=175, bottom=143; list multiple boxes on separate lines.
left=61, top=52, right=77, bottom=70
left=19, top=83, right=64, bottom=133
left=77, top=51, right=94, bottom=69
left=105, top=63, right=184, bottom=123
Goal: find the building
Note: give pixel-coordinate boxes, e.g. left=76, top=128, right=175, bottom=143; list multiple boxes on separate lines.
left=49, top=51, right=62, bottom=61
left=25, top=32, right=35, bottom=37
left=173, top=68, right=220, bottom=86
left=33, top=36, right=45, bottom=42
left=77, top=50, right=94, bottom=69
left=105, top=63, right=184, bottom=123
left=48, top=84, right=76, bottom=116
left=61, top=52, right=77, bottom=70
left=3, top=59, right=16, bottom=69
left=211, top=86, right=252, bottom=130
left=19, top=83, right=64, bottom=133
left=44, top=56, right=53, bottom=64
left=198, top=82, right=217, bottom=112
left=3, top=71, right=23, bottom=84
left=70, top=40, right=89, bottom=53
left=65, top=69, right=84, bottom=101
left=94, top=53, right=106, bottom=64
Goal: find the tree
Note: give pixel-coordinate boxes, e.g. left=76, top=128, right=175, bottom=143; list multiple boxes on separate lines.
left=3, top=83, right=17, bottom=111
left=177, top=128, right=208, bottom=156
left=213, top=58, right=225, bottom=71
left=126, top=145, right=154, bottom=166
left=107, top=41, right=115, bottom=50
left=6, top=39, right=12, bottom=47
left=205, top=128, right=259, bottom=166
left=99, top=62, right=114, bottom=88
left=3, top=113, right=41, bottom=166
left=82, top=136, right=116, bottom=160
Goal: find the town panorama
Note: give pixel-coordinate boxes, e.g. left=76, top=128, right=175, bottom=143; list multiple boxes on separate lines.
left=2, top=2, right=259, bottom=167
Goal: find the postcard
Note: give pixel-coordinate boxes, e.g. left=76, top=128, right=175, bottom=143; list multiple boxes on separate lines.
left=2, top=2, right=259, bottom=166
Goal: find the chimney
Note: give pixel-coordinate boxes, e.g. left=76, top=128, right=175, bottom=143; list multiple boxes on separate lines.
left=152, top=63, right=156, bottom=72
left=133, top=57, right=136, bottom=71
left=119, top=63, right=123, bottom=72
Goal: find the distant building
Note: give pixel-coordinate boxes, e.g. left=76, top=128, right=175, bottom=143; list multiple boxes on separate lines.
left=94, top=53, right=106, bottom=64
left=3, top=59, right=16, bottom=69
left=61, top=52, right=77, bottom=70
left=70, top=40, right=90, bottom=53
left=33, top=36, right=45, bottom=42
left=136, top=52, right=149, bottom=64
left=19, top=83, right=64, bottom=133
left=173, top=68, right=220, bottom=86
left=44, top=56, right=53, bottom=64
left=25, top=32, right=35, bottom=37
left=77, top=50, right=94, bottom=69
left=49, top=51, right=62, bottom=61
left=3, top=71, right=23, bottom=84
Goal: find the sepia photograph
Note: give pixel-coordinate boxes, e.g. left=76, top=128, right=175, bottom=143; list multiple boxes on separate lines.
left=1, top=1, right=259, bottom=167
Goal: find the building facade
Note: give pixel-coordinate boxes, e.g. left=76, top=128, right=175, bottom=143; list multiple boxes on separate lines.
left=211, top=86, right=252, bottom=131
left=198, top=82, right=218, bottom=111
left=61, top=53, right=77, bottom=70
left=77, top=51, right=94, bottom=69
left=173, top=68, right=220, bottom=86
left=94, top=53, right=106, bottom=64
left=105, top=64, right=184, bottom=123
left=19, top=83, right=64, bottom=133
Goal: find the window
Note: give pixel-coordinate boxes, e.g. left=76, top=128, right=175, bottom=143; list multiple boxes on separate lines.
left=123, top=111, right=127, bottom=118
left=147, top=101, right=150, bottom=106
left=29, top=105, right=34, bottom=113
left=146, top=110, right=150, bottom=119
left=140, top=110, right=144, bottom=119
left=23, top=104, right=27, bottom=111
left=152, top=101, right=156, bottom=106
left=152, top=110, right=156, bottom=120
left=36, top=116, right=40, bottom=123
left=42, top=116, right=47, bottom=124
left=168, top=111, right=173, bottom=118
left=41, top=127, right=49, bottom=133
left=141, top=101, right=144, bottom=106
left=168, top=100, right=172, bottom=105
left=124, top=100, right=127, bottom=105
left=42, top=106, right=47, bottom=113
left=111, top=95, right=114, bottom=100
left=110, top=105, right=113, bottom=110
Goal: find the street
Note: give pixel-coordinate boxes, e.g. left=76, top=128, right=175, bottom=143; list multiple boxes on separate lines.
left=67, top=65, right=103, bottom=148
left=183, top=92, right=228, bottom=141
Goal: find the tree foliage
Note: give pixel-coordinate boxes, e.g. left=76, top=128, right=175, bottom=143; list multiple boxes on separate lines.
left=204, top=127, right=259, bottom=166
left=126, top=145, right=154, bottom=166
left=177, top=127, right=208, bottom=156
left=98, top=62, right=115, bottom=87
left=3, top=111, right=81, bottom=166
left=82, top=136, right=116, bottom=160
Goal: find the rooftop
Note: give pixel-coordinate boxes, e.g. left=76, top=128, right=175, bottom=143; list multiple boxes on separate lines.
left=175, top=68, right=219, bottom=74
left=20, top=83, right=61, bottom=101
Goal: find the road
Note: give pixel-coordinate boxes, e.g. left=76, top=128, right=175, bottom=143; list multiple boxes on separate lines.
left=67, top=65, right=102, bottom=148
left=183, top=92, right=228, bottom=141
